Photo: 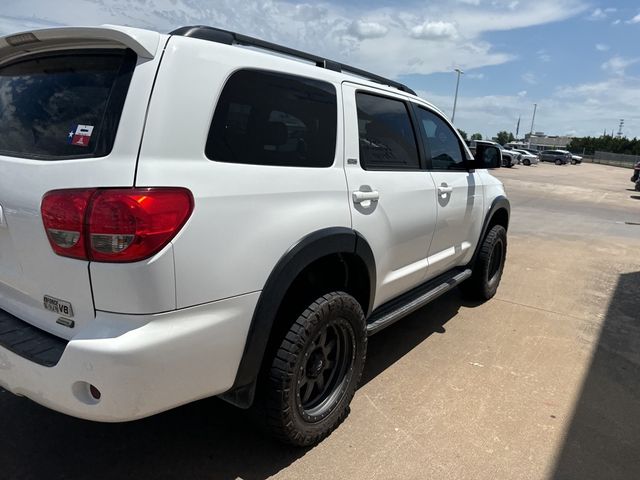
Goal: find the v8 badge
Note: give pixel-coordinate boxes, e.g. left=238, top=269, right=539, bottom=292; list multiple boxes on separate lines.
left=43, top=295, right=74, bottom=317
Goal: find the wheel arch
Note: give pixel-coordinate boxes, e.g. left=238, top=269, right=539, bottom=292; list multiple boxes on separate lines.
left=469, top=195, right=510, bottom=266
left=220, top=227, right=376, bottom=408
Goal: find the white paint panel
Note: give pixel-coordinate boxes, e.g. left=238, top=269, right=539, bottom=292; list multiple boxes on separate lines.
left=136, top=36, right=351, bottom=308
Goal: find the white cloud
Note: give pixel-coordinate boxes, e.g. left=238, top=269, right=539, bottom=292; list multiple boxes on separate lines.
left=4, top=0, right=623, bottom=137
left=423, top=75, right=640, bottom=139
left=612, top=19, right=621, bottom=25
left=627, top=13, right=640, bottom=24
left=409, top=20, right=458, bottom=39
left=589, top=7, right=616, bottom=20
left=595, top=43, right=609, bottom=51
left=601, top=55, right=639, bottom=76
left=0, top=0, right=588, bottom=78
left=348, top=20, right=388, bottom=39
left=537, top=49, right=551, bottom=62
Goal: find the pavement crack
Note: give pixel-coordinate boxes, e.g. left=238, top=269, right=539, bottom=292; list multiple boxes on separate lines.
left=493, top=297, right=587, bottom=322
left=362, top=393, right=424, bottom=450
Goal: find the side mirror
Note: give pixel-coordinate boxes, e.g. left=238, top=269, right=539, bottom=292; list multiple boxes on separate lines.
left=473, top=144, right=502, bottom=169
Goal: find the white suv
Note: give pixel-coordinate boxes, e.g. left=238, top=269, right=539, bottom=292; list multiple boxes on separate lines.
left=0, top=25, right=509, bottom=446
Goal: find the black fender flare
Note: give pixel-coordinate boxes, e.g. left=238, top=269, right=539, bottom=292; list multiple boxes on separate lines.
left=469, top=195, right=510, bottom=266
left=220, top=227, right=376, bottom=408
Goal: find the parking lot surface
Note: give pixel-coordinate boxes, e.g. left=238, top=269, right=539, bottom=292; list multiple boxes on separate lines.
left=1, top=162, right=639, bottom=480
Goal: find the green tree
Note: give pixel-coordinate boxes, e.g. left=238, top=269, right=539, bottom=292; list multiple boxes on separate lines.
left=470, top=133, right=483, bottom=140
left=495, top=131, right=515, bottom=145
left=568, top=136, right=640, bottom=155
left=457, top=129, right=468, bottom=141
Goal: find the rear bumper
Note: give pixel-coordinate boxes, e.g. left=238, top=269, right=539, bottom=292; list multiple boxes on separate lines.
left=0, top=291, right=259, bottom=422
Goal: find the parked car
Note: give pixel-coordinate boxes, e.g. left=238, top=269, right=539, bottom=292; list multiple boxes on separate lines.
left=570, top=153, right=583, bottom=165
left=522, top=148, right=541, bottom=156
left=0, top=24, right=510, bottom=446
left=470, top=140, right=520, bottom=167
left=539, top=150, right=571, bottom=165
left=511, top=149, right=539, bottom=166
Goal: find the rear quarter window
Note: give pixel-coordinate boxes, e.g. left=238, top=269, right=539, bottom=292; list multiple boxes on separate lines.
left=206, top=69, right=337, bottom=168
left=0, top=49, right=136, bottom=160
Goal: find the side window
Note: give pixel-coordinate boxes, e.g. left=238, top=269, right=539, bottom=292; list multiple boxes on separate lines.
left=415, top=107, right=465, bottom=170
left=356, top=92, right=420, bottom=170
left=206, top=70, right=337, bottom=167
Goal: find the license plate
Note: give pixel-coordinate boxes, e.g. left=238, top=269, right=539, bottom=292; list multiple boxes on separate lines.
left=43, top=295, right=74, bottom=317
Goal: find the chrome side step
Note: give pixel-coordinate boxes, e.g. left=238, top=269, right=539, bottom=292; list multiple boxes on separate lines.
left=366, top=268, right=472, bottom=336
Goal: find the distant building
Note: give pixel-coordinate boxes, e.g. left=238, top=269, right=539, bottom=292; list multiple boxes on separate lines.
left=522, top=132, right=572, bottom=150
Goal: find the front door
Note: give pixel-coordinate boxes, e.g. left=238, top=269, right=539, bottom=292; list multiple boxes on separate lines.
left=412, top=106, right=484, bottom=277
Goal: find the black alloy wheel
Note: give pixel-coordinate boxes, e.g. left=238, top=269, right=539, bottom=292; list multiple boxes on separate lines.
left=297, top=316, right=354, bottom=421
left=263, top=292, right=367, bottom=446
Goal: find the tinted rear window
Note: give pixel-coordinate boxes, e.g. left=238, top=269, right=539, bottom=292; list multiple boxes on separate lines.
left=356, top=92, right=420, bottom=170
left=0, top=49, right=136, bottom=160
left=206, top=69, right=337, bottom=167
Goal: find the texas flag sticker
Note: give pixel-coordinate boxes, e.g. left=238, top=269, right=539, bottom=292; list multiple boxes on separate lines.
left=67, top=124, right=94, bottom=147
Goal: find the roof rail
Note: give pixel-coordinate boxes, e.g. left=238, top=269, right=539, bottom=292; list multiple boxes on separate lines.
left=169, top=25, right=417, bottom=96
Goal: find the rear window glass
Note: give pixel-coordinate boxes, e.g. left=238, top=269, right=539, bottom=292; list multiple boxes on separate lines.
left=206, top=69, right=337, bottom=167
left=0, top=49, right=136, bottom=160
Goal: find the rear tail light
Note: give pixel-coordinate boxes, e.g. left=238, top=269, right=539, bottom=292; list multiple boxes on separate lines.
left=41, top=189, right=95, bottom=260
left=41, top=188, right=193, bottom=262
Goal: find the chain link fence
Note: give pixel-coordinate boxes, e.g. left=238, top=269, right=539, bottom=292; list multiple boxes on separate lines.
left=581, top=151, right=640, bottom=168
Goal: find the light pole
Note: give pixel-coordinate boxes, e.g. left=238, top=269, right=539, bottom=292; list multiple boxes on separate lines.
left=529, top=103, right=537, bottom=135
left=527, top=103, right=537, bottom=148
left=451, top=68, right=464, bottom=123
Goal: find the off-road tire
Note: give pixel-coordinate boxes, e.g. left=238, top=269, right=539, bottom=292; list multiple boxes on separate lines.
left=460, top=225, right=507, bottom=301
left=263, top=292, right=367, bottom=446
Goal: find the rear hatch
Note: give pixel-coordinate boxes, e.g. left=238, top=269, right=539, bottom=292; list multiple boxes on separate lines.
left=0, top=27, right=161, bottom=339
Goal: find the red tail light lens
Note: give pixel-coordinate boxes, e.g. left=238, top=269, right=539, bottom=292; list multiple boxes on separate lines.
left=41, top=188, right=193, bottom=262
left=88, top=189, right=193, bottom=262
left=41, top=189, right=96, bottom=259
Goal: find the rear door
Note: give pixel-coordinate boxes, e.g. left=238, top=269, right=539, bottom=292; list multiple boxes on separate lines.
left=0, top=30, right=161, bottom=338
left=342, top=83, right=438, bottom=308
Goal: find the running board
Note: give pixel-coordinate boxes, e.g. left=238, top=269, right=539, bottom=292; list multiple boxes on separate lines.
left=366, top=268, right=472, bottom=336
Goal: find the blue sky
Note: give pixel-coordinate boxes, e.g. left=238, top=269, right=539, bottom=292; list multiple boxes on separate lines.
left=1, top=0, right=639, bottom=139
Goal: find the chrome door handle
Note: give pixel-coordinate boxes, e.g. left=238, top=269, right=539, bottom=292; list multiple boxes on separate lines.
left=438, top=186, right=453, bottom=195
left=353, top=190, right=380, bottom=203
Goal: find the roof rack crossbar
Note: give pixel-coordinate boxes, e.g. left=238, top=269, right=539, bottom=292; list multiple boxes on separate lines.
left=169, top=25, right=416, bottom=96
